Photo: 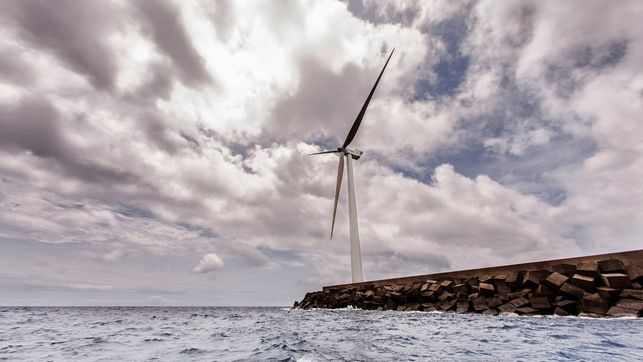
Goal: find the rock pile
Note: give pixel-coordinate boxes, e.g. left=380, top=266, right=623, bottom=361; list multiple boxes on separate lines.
left=294, top=259, right=643, bottom=318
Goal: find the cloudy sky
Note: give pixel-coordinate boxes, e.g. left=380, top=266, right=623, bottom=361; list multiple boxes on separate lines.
left=1, top=0, right=642, bottom=306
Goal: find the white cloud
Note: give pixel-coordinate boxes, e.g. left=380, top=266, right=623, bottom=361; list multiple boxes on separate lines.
left=192, top=253, right=225, bottom=274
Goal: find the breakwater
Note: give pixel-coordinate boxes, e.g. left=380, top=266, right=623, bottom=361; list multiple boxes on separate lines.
left=294, top=250, right=643, bottom=317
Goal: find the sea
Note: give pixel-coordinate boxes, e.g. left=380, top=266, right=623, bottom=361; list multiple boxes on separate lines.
left=0, top=307, right=641, bottom=361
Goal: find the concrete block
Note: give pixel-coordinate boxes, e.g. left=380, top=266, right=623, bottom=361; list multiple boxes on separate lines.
left=535, top=284, right=555, bottom=298
left=505, top=272, right=523, bottom=287
left=493, top=275, right=508, bottom=282
left=472, top=297, right=489, bottom=311
left=596, top=287, right=620, bottom=301
left=428, top=283, right=443, bottom=294
left=440, top=280, right=454, bottom=292
left=600, top=273, right=632, bottom=289
left=620, top=289, right=643, bottom=300
left=421, top=303, right=437, bottom=312
left=523, top=270, right=549, bottom=288
left=507, top=288, right=531, bottom=299
left=559, top=282, right=585, bottom=299
left=580, top=293, right=608, bottom=315
left=439, top=299, right=456, bottom=311
left=554, top=299, right=577, bottom=314
left=553, top=263, right=577, bottom=275
left=456, top=301, right=469, bottom=313
left=554, top=307, right=570, bottom=316
left=479, top=282, right=495, bottom=297
left=420, top=282, right=430, bottom=293
left=498, top=303, right=517, bottom=314
left=453, top=283, right=468, bottom=294
left=529, top=296, right=551, bottom=309
left=465, top=277, right=479, bottom=287
left=482, top=308, right=498, bottom=316
left=488, top=297, right=503, bottom=308
left=456, top=291, right=469, bottom=302
left=439, top=292, right=454, bottom=302
left=515, top=307, right=538, bottom=315
left=576, top=261, right=599, bottom=277
left=510, top=297, right=529, bottom=308
left=606, top=306, right=639, bottom=317
left=626, top=264, right=643, bottom=284
left=542, top=272, right=569, bottom=290
left=479, top=275, right=493, bottom=283
left=614, top=298, right=643, bottom=312
left=598, top=259, right=625, bottom=273
left=495, top=281, right=511, bottom=295
left=570, top=274, right=595, bottom=291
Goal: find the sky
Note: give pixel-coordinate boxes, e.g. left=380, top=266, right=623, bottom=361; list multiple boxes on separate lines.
left=0, top=0, right=642, bottom=306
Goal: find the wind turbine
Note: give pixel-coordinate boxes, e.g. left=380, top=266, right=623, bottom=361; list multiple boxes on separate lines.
left=310, top=48, right=394, bottom=283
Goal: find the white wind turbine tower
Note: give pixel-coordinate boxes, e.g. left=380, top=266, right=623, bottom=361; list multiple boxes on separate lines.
left=310, top=48, right=394, bottom=283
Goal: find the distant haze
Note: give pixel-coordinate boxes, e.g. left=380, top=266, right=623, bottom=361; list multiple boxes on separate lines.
left=0, top=0, right=641, bottom=306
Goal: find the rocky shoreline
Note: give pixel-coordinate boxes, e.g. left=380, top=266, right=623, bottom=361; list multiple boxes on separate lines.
left=294, top=258, right=643, bottom=317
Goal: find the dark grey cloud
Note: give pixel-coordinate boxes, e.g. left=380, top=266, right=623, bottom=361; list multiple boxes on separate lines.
left=346, top=0, right=420, bottom=27
left=132, top=61, right=176, bottom=102
left=6, top=0, right=120, bottom=91
left=0, top=96, right=137, bottom=186
left=136, top=0, right=213, bottom=86
left=0, top=51, right=36, bottom=85
left=546, top=39, right=629, bottom=98
left=270, top=57, right=379, bottom=146
left=0, top=96, right=72, bottom=160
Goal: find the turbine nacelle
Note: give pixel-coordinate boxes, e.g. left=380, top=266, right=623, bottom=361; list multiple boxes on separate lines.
left=342, top=148, right=363, bottom=160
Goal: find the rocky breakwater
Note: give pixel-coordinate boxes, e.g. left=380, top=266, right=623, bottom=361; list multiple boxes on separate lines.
left=294, top=258, right=643, bottom=318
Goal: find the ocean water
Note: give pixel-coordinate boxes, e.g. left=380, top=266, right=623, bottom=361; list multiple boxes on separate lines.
left=0, top=307, right=641, bottom=361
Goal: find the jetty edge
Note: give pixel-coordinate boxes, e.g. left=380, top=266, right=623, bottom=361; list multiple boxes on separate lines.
left=293, top=249, right=643, bottom=317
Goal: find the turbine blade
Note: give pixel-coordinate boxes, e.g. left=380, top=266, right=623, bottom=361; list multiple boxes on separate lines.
left=330, top=155, right=344, bottom=239
left=308, top=150, right=340, bottom=156
left=342, top=48, right=395, bottom=149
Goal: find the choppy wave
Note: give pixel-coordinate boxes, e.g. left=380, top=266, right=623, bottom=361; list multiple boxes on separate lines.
left=0, top=307, right=641, bottom=361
